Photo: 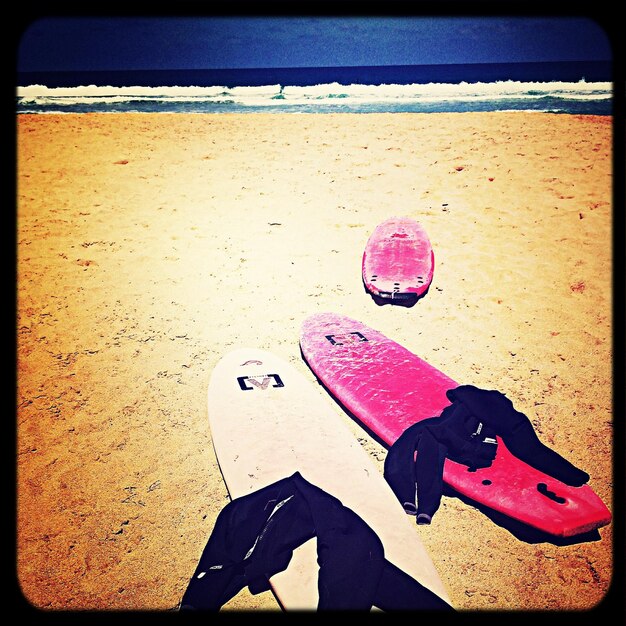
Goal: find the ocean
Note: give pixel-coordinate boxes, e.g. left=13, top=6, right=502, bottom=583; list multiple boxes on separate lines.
left=16, top=61, right=612, bottom=115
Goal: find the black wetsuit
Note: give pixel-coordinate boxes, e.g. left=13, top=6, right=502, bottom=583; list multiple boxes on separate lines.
left=384, top=385, right=589, bottom=523
left=180, top=471, right=453, bottom=611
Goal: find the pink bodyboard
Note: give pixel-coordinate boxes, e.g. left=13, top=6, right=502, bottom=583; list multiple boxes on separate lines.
left=362, top=217, right=434, bottom=302
left=299, top=312, right=611, bottom=538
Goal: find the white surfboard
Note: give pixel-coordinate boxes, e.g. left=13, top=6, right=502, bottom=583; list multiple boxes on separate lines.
left=207, top=348, right=451, bottom=610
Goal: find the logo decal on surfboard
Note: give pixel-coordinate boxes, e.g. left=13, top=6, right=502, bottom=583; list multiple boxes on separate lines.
left=325, top=332, right=368, bottom=346
left=237, top=374, right=285, bottom=391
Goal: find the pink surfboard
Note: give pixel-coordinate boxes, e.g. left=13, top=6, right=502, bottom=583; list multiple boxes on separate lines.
left=362, top=217, right=434, bottom=304
left=299, top=312, right=611, bottom=538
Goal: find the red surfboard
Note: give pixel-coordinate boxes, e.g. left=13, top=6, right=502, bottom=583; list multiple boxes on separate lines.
left=299, top=312, right=611, bottom=538
left=362, top=217, right=434, bottom=303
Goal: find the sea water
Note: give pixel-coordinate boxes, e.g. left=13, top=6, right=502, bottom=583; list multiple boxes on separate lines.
left=16, top=61, right=612, bottom=115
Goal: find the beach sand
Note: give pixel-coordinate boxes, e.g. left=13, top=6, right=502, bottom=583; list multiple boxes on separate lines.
left=16, top=112, right=613, bottom=612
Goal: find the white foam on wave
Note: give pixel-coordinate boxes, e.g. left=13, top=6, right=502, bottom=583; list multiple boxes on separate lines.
left=16, top=79, right=612, bottom=113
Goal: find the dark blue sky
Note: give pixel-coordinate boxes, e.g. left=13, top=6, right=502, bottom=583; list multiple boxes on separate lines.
left=17, top=16, right=612, bottom=73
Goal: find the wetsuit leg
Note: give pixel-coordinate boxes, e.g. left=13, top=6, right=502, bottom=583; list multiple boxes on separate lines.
left=372, top=560, right=454, bottom=611
left=500, top=409, right=589, bottom=486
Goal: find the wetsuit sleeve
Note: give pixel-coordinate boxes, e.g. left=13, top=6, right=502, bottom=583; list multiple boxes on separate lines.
left=414, top=426, right=448, bottom=523
left=179, top=501, right=251, bottom=610
left=384, top=422, right=424, bottom=515
left=384, top=420, right=448, bottom=523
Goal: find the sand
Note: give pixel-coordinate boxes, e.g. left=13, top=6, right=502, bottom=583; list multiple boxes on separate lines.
left=16, top=112, right=614, bottom=612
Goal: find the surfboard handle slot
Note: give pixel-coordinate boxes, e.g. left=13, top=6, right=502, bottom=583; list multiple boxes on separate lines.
left=537, top=482, right=567, bottom=504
